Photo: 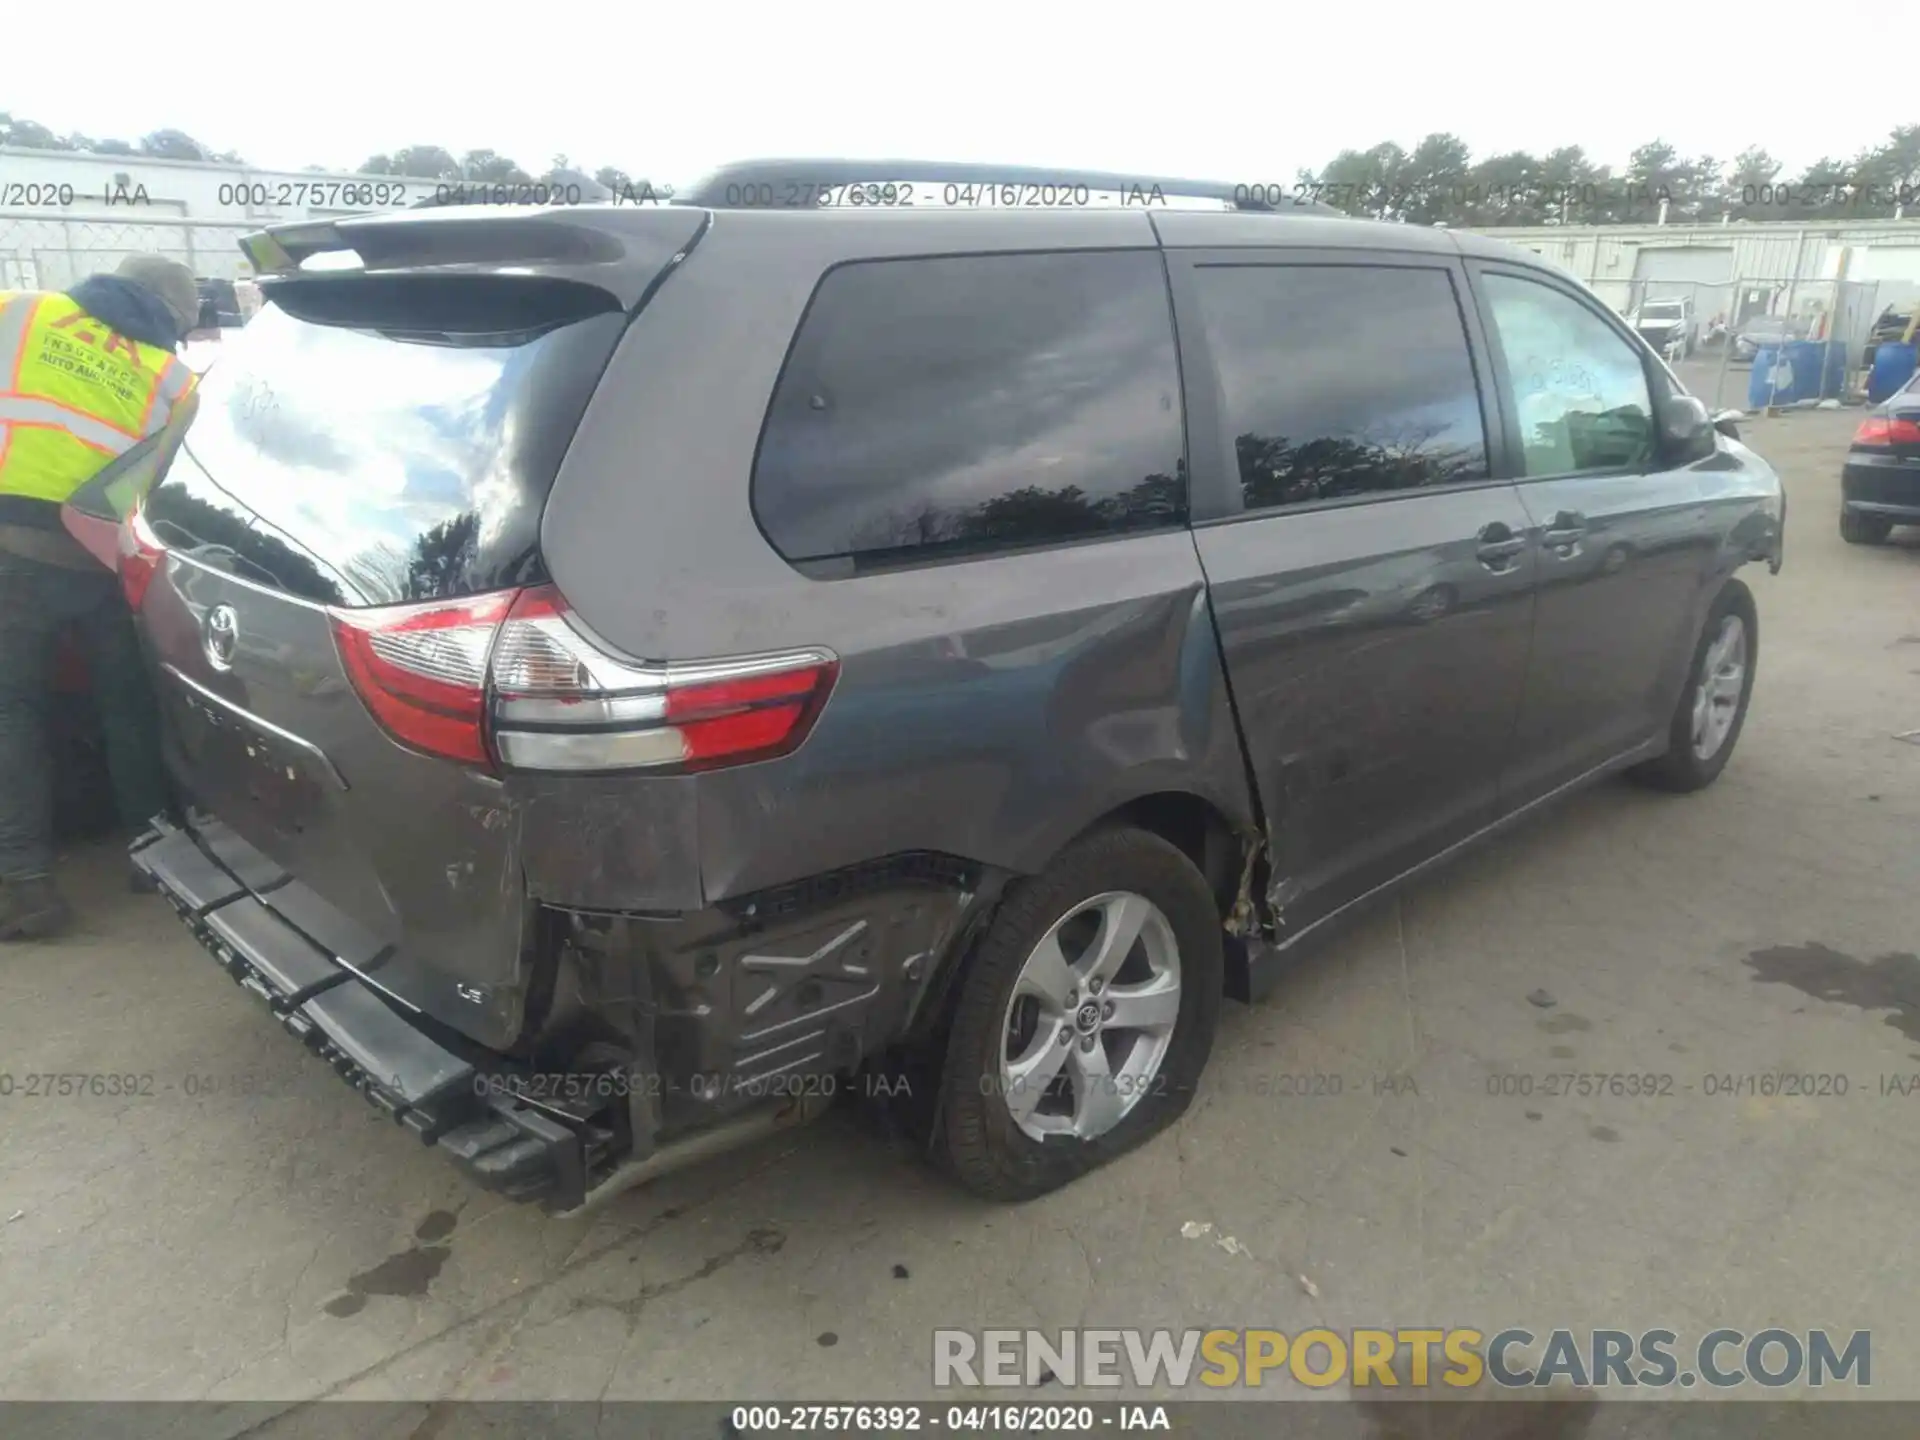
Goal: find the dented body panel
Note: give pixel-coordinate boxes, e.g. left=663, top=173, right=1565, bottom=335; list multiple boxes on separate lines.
left=689, top=559, right=1257, bottom=901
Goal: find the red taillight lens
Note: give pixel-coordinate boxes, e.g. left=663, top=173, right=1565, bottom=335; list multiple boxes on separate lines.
left=666, top=667, right=833, bottom=763
left=328, top=582, right=838, bottom=774
left=329, top=592, right=515, bottom=766
left=119, top=503, right=165, bottom=611
left=1853, top=416, right=1920, bottom=447
left=488, top=584, right=837, bottom=773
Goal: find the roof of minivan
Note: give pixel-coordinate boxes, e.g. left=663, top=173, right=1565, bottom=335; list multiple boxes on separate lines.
left=669, top=198, right=1571, bottom=274
left=241, top=198, right=1580, bottom=301
left=1145, top=208, right=1559, bottom=268
left=661, top=201, right=1569, bottom=268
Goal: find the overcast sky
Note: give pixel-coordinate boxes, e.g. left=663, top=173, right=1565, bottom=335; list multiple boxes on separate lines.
left=8, top=3, right=1907, bottom=184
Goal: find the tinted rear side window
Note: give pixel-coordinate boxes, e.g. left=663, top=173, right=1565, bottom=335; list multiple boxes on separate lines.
left=1192, top=264, right=1489, bottom=513
left=752, top=250, right=1186, bottom=572
left=144, top=279, right=623, bottom=608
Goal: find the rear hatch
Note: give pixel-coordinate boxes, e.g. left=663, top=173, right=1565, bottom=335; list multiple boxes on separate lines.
left=87, top=205, right=707, bottom=1052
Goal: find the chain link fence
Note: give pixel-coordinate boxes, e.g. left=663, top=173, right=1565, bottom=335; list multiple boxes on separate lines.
left=0, top=212, right=258, bottom=291
left=1607, top=273, right=1893, bottom=412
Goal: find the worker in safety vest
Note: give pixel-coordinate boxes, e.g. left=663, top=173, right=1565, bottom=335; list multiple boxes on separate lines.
left=0, top=255, right=200, bottom=940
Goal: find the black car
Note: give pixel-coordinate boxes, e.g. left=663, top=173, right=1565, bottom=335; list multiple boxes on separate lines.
left=63, top=160, right=1786, bottom=1214
left=1841, top=369, right=1920, bottom=543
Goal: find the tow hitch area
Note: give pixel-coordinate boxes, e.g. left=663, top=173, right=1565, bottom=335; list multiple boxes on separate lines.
left=134, top=816, right=606, bottom=1210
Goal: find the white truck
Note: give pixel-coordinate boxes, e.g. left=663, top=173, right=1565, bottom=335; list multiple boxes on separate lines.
left=1631, top=296, right=1697, bottom=363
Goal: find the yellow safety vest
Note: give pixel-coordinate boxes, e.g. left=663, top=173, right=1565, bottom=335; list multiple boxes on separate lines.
left=0, top=290, right=197, bottom=507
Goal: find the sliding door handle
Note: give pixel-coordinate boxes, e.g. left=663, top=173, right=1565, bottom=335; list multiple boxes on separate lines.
left=1475, top=523, right=1528, bottom=571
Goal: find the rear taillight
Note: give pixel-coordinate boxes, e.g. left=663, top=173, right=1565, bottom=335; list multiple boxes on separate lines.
left=329, top=592, right=515, bottom=766
left=1853, top=416, right=1920, bottom=447
left=118, top=503, right=165, bottom=611
left=329, top=582, right=837, bottom=773
left=488, top=586, right=837, bottom=773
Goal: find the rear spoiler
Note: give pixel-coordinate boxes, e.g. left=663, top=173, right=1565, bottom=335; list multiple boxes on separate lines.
left=238, top=206, right=709, bottom=311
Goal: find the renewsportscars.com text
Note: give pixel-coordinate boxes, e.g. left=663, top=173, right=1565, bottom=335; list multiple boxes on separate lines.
left=933, top=1327, right=1871, bottom=1390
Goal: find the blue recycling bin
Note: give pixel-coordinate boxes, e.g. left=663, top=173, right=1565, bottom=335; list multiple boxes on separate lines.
left=1746, top=341, right=1848, bottom=407
left=1786, top=340, right=1846, bottom=401
left=1747, top=348, right=1796, bottom=407
left=1868, top=342, right=1918, bottom=404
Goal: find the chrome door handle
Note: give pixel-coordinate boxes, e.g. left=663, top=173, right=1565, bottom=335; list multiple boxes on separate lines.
left=1475, top=525, right=1528, bottom=571
left=1541, top=511, right=1588, bottom=555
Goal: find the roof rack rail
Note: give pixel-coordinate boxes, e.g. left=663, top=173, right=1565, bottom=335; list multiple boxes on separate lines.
left=677, top=159, right=1342, bottom=215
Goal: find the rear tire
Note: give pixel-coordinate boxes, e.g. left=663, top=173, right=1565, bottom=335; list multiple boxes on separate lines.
left=1630, top=580, right=1757, bottom=794
left=1840, top=508, right=1893, bottom=545
left=937, top=827, right=1222, bottom=1201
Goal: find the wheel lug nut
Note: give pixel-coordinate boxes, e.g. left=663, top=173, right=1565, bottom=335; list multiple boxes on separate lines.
left=1080, top=1035, right=1096, bottom=1052
left=1089, top=978, right=1103, bottom=995
left=1058, top=1027, right=1071, bottom=1045
left=1102, top=1002, right=1114, bottom=1020
left=1065, top=988, right=1078, bottom=1006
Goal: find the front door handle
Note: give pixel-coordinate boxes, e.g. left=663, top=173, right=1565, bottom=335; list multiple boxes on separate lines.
left=1475, top=523, right=1528, bottom=572
left=1541, top=511, right=1589, bottom=554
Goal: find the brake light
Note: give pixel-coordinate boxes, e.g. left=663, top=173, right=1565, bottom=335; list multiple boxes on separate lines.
left=119, top=503, right=165, bottom=611
left=329, top=592, right=515, bottom=766
left=1853, top=416, right=1920, bottom=447
left=487, top=585, right=837, bottom=773
left=328, top=583, right=838, bottom=773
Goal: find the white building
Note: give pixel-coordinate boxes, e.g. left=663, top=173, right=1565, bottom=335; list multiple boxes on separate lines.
left=1487, top=218, right=1920, bottom=338
left=0, top=145, right=441, bottom=288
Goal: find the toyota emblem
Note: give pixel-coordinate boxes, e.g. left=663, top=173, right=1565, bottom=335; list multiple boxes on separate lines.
left=203, top=604, right=239, bottom=672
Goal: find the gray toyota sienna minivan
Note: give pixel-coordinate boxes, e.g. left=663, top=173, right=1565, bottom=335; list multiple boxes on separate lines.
left=65, top=162, right=1785, bottom=1213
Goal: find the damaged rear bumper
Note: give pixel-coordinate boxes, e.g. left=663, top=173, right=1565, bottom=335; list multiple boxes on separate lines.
left=133, top=816, right=610, bottom=1210
left=134, top=813, right=990, bottom=1213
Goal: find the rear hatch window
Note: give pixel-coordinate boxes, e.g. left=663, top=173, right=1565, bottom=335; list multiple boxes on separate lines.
left=143, top=275, right=627, bottom=608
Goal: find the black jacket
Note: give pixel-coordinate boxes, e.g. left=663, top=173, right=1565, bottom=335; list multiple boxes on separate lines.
left=65, top=275, right=183, bottom=351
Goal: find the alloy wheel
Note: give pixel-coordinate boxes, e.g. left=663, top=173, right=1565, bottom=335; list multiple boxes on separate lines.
left=997, top=890, right=1182, bottom=1142
left=1691, top=614, right=1747, bottom=761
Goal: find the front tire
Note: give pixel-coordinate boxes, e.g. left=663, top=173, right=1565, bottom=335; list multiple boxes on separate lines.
left=1630, top=580, right=1757, bottom=794
left=937, top=827, right=1223, bottom=1201
left=1406, top=583, right=1456, bottom=624
left=1840, top=508, right=1893, bottom=545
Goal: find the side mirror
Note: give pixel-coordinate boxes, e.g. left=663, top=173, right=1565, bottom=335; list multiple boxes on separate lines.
left=1655, top=391, right=1716, bottom=464
left=1710, top=409, right=1743, bottom=442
